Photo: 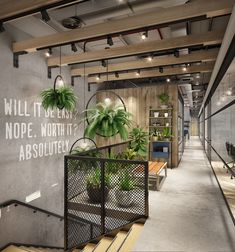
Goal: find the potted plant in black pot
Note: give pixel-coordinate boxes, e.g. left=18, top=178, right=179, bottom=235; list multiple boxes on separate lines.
left=115, top=169, right=135, bottom=207
left=86, top=168, right=111, bottom=203
left=158, top=93, right=169, bottom=109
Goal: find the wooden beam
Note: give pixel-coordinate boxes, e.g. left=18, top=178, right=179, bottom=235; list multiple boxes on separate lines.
left=48, top=31, right=223, bottom=66
left=88, top=63, right=214, bottom=83
left=12, top=0, right=233, bottom=53
left=71, top=49, right=219, bottom=76
left=0, top=0, right=85, bottom=21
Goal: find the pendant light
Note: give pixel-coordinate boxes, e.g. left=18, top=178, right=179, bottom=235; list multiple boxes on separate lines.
left=54, top=47, right=64, bottom=90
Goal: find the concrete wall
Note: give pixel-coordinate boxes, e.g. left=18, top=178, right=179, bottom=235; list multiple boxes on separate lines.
left=0, top=26, right=96, bottom=219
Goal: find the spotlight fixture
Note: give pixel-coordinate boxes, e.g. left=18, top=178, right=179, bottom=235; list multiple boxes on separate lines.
left=96, top=74, right=101, bottom=81
left=196, top=74, right=200, bottom=79
left=136, top=70, right=140, bottom=76
left=115, top=72, right=119, bottom=78
left=0, top=21, right=5, bottom=33
left=45, top=48, right=52, bottom=58
left=71, top=42, right=78, bottom=52
left=41, top=9, right=50, bottom=22
left=107, top=35, right=114, bottom=46
left=101, top=60, right=107, bottom=68
left=226, top=89, right=232, bottom=96
left=147, top=56, right=153, bottom=62
left=166, top=78, right=170, bottom=82
left=141, top=30, right=148, bottom=40
left=182, top=66, right=187, bottom=72
left=159, top=67, right=163, bottom=73
left=174, top=50, right=179, bottom=58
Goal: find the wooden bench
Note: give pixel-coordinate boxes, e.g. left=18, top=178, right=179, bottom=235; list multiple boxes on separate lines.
left=148, top=161, right=167, bottom=191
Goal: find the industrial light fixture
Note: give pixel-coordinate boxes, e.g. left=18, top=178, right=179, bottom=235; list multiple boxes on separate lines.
left=115, top=72, right=119, bottom=78
left=136, top=70, right=140, bottom=76
left=0, top=21, right=5, bottom=33
left=45, top=48, right=52, bottom=58
left=159, top=67, right=163, bottom=73
left=101, top=59, right=107, bottom=68
left=41, top=10, right=50, bottom=22
left=226, top=89, right=232, bottom=96
left=196, top=74, right=200, bottom=79
left=141, top=30, right=148, bottom=40
left=107, top=35, right=114, bottom=46
left=174, top=50, right=179, bottom=58
left=182, top=66, right=187, bottom=72
left=96, top=74, right=101, bottom=81
left=166, top=78, right=171, bottom=82
left=71, top=42, right=78, bottom=52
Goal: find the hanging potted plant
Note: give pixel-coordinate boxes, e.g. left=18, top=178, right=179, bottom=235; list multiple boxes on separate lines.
left=158, top=93, right=169, bottom=109
left=115, top=169, right=135, bottom=207
left=86, top=168, right=111, bottom=203
left=85, top=101, right=132, bottom=140
left=129, top=127, right=148, bottom=159
left=41, top=75, right=77, bottom=111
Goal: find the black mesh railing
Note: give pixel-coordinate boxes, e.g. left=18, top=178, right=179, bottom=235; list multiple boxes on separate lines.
left=64, top=142, right=149, bottom=250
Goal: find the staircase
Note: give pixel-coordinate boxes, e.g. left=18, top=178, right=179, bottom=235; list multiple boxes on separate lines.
left=2, top=223, right=144, bottom=252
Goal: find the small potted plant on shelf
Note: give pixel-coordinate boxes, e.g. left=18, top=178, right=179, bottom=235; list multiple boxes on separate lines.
left=164, top=112, right=169, bottom=118
left=115, top=169, right=135, bottom=207
left=153, top=111, right=159, bottom=118
left=162, top=127, right=173, bottom=141
left=40, top=85, right=77, bottom=111
left=86, top=168, right=111, bottom=203
left=151, top=128, right=160, bottom=142
left=158, top=93, right=169, bottom=109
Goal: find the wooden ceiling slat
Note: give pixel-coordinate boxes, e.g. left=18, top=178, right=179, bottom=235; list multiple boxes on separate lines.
left=0, top=0, right=83, bottom=21
left=48, top=31, right=223, bottom=66
left=88, top=63, right=214, bottom=83
left=12, top=0, right=233, bottom=53
left=71, top=49, right=219, bottom=76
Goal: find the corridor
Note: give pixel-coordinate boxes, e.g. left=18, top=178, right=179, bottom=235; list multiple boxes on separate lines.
left=134, top=137, right=235, bottom=252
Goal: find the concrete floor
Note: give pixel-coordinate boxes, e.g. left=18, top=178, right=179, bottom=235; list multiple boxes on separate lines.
left=133, top=137, right=235, bottom=252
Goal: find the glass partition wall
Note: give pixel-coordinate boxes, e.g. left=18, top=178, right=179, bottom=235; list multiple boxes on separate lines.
left=199, top=56, right=235, bottom=224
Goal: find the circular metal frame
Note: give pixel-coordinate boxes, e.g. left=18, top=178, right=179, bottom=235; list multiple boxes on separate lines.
left=85, top=90, right=127, bottom=138
left=69, top=137, right=97, bottom=154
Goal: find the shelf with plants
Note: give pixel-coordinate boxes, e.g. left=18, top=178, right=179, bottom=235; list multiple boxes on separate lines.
left=148, top=92, right=173, bottom=167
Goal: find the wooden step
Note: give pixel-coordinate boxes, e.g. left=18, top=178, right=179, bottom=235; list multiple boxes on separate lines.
left=118, top=223, right=144, bottom=252
left=81, top=243, right=96, bottom=252
left=107, top=231, right=128, bottom=252
left=93, top=237, right=113, bottom=252
left=2, top=246, right=26, bottom=252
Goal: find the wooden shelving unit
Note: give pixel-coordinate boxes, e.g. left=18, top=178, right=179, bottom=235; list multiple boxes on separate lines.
left=148, top=107, right=173, bottom=167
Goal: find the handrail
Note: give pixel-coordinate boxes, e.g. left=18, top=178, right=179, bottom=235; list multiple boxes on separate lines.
left=0, top=199, right=63, bottom=220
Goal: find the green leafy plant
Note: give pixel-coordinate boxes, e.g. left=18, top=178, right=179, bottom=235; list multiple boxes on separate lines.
left=158, top=93, right=169, bottom=105
left=129, top=127, right=148, bottom=158
left=162, top=127, right=173, bottom=139
left=119, top=148, right=137, bottom=160
left=118, top=169, right=134, bottom=191
left=85, top=102, right=132, bottom=140
left=151, top=128, right=161, bottom=141
left=40, top=86, right=77, bottom=111
left=106, top=151, right=119, bottom=174
left=86, top=168, right=111, bottom=189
